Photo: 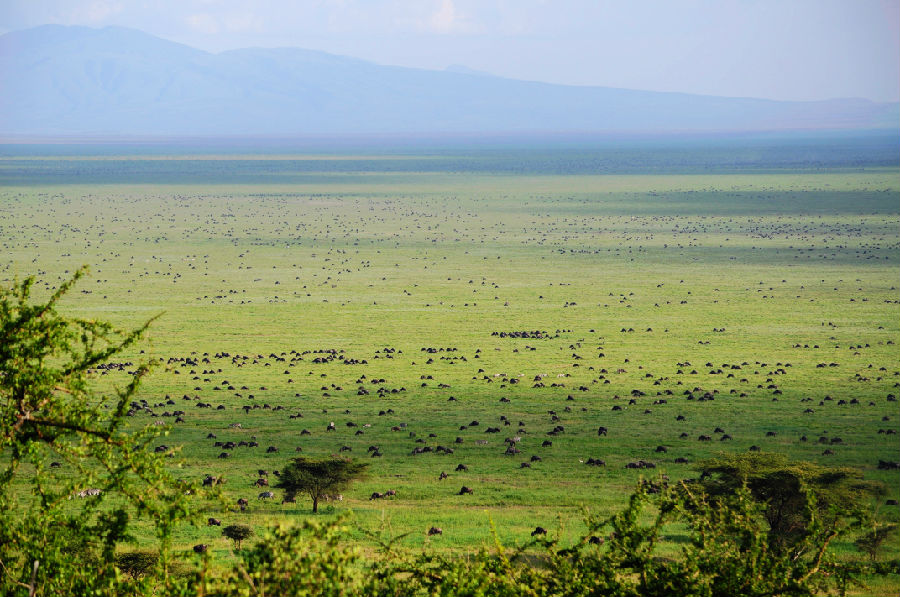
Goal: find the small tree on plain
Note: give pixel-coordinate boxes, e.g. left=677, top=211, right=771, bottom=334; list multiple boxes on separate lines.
left=114, top=550, right=159, bottom=580
left=854, top=522, right=897, bottom=562
left=222, top=524, right=253, bottom=550
left=276, top=457, right=368, bottom=513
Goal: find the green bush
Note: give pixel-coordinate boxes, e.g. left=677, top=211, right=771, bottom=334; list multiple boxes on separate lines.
left=191, top=479, right=899, bottom=597
left=0, top=269, right=193, bottom=596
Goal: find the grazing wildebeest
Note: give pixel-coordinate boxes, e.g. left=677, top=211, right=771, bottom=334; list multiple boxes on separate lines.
left=193, top=544, right=208, bottom=554
left=254, top=478, right=269, bottom=487
left=207, top=518, right=221, bottom=526
left=597, top=426, right=608, bottom=436
left=237, top=497, right=249, bottom=512
left=458, top=486, right=474, bottom=495
left=625, top=460, right=655, bottom=469
left=531, top=526, right=547, bottom=536
left=439, top=471, right=449, bottom=480
left=427, top=526, right=443, bottom=536
left=258, top=491, right=275, bottom=499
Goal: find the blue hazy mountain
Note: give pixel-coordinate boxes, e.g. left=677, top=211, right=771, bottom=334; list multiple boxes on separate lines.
left=1, top=25, right=897, bottom=136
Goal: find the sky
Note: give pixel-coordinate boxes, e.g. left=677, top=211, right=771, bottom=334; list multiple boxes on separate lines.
left=1, top=0, right=898, bottom=103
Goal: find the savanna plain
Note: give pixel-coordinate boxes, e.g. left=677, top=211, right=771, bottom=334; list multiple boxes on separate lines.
left=1, top=140, right=898, bottom=592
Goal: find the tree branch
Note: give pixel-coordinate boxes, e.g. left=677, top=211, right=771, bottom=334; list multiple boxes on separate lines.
left=21, top=417, right=113, bottom=440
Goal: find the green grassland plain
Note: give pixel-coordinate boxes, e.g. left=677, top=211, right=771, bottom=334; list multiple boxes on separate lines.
left=1, top=144, right=898, bottom=571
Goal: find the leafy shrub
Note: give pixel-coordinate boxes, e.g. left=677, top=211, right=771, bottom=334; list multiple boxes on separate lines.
left=0, top=269, right=193, bottom=596
left=193, top=479, right=900, bottom=597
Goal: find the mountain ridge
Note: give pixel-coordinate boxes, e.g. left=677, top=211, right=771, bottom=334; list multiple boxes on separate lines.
left=1, top=25, right=897, bottom=136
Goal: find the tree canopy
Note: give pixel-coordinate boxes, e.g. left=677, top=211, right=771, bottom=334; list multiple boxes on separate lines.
left=692, top=452, right=885, bottom=552
left=222, top=524, right=254, bottom=550
left=275, top=457, right=368, bottom=513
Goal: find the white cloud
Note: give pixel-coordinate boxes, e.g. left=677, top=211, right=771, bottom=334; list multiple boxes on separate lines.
left=423, top=0, right=481, bottom=34
left=186, top=13, right=219, bottom=34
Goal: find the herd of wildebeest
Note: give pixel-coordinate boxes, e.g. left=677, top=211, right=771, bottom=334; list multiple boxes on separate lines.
left=2, top=164, right=898, bottom=550
left=80, top=328, right=899, bottom=523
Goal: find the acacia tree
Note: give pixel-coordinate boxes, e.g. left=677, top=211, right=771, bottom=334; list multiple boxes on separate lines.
left=693, top=452, right=884, bottom=553
left=0, top=268, right=192, bottom=596
left=276, top=457, right=368, bottom=513
left=222, top=524, right=254, bottom=550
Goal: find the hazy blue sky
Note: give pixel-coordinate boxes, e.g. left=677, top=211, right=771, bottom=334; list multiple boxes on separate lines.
left=2, top=0, right=898, bottom=102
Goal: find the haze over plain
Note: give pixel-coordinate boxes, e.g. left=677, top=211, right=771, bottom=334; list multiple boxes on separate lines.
left=1, top=0, right=898, bottom=137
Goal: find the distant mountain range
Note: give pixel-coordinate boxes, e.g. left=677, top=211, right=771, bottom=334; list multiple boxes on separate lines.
left=1, top=25, right=897, bottom=137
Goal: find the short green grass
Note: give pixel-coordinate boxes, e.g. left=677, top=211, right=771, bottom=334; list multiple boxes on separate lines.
left=1, top=156, right=898, bottom=583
